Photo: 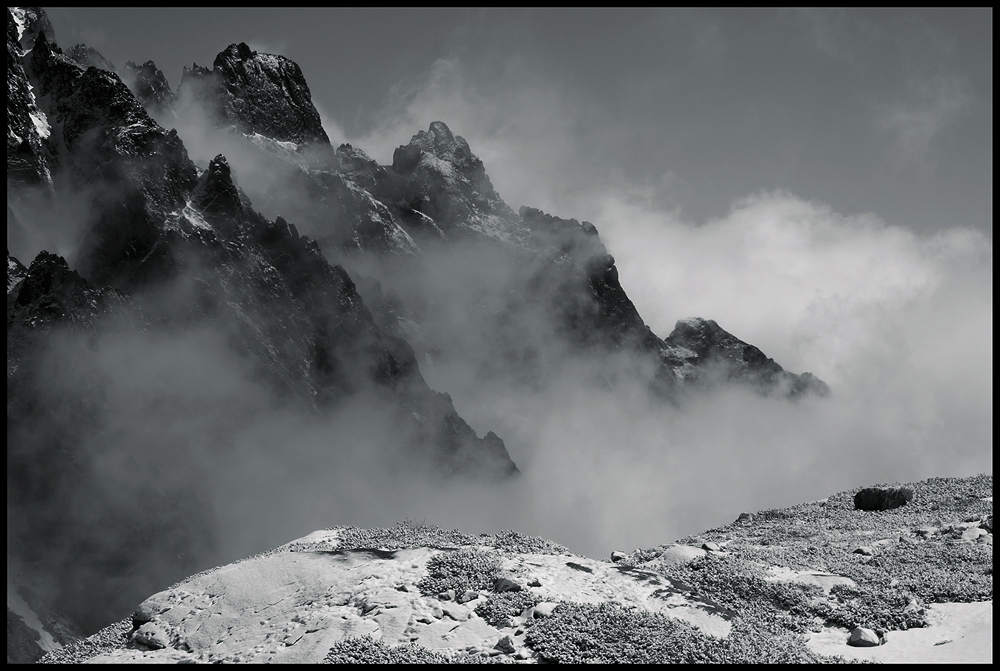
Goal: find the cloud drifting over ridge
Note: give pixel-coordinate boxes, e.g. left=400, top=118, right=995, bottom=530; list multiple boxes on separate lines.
left=416, top=190, right=992, bottom=557
left=320, top=50, right=991, bottom=559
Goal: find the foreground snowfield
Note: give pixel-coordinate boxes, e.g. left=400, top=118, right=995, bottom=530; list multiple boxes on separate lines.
left=807, top=600, right=991, bottom=663
left=39, top=475, right=991, bottom=664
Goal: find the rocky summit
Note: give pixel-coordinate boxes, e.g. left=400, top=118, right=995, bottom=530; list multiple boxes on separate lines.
left=178, top=42, right=330, bottom=146
left=27, top=474, right=992, bottom=664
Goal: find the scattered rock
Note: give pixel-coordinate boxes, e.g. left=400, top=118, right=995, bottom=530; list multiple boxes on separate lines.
left=527, top=578, right=542, bottom=587
left=961, top=527, right=987, bottom=542
left=736, top=512, right=752, bottom=523
left=131, top=622, right=170, bottom=650
left=532, top=602, right=557, bottom=618
left=903, top=598, right=924, bottom=616
left=656, top=544, right=707, bottom=566
left=395, top=584, right=409, bottom=592
left=494, top=635, right=516, bottom=654
left=847, top=626, right=882, bottom=647
left=702, top=541, right=721, bottom=552
left=493, top=577, right=522, bottom=593
left=457, top=590, right=479, bottom=604
left=982, top=516, right=993, bottom=533
left=441, top=606, right=468, bottom=621
left=610, top=551, right=628, bottom=563
left=853, top=546, right=875, bottom=556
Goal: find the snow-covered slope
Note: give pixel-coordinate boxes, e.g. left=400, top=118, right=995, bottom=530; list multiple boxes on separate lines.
left=39, top=474, right=992, bottom=664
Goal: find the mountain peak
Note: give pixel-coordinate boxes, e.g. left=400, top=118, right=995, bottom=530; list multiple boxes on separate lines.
left=191, top=154, right=245, bottom=232
left=388, top=121, right=514, bottom=233
left=664, top=318, right=830, bottom=397
left=66, top=43, right=115, bottom=72
left=9, top=6, right=55, bottom=51
left=121, top=59, right=175, bottom=114
left=178, top=43, right=330, bottom=146
left=405, top=120, right=472, bottom=167
left=215, top=41, right=254, bottom=67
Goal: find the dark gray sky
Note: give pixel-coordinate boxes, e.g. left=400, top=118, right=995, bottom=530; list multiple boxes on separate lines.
left=47, top=8, right=991, bottom=238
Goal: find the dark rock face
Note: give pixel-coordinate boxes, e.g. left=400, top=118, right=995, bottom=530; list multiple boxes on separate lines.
left=854, top=487, right=914, bottom=512
left=8, top=247, right=29, bottom=293
left=7, top=608, right=45, bottom=664
left=25, top=31, right=199, bottom=286
left=384, top=121, right=516, bottom=236
left=519, top=206, right=650, bottom=350
left=663, top=318, right=830, bottom=397
left=9, top=6, right=55, bottom=51
left=178, top=42, right=329, bottom=146
left=121, top=59, right=175, bottom=114
left=7, top=8, right=54, bottom=187
left=65, top=43, right=115, bottom=72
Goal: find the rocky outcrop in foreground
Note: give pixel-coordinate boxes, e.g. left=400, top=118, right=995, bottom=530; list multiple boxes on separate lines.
left=36, top=474, right=992, bottom=664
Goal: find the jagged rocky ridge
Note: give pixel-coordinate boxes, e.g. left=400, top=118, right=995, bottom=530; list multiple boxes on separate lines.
left=8, top=6, right=832, bottom=662
left=6, top=7, right=516, bottom=473
left=138, top=41, right=828, bottom=399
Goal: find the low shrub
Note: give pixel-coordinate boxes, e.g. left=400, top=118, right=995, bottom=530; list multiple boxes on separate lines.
left=323, top=635, right=450, bottom=664
left=484, top=529, right=569, bottom=555
left=417, top=548, right=502, bottom=597
left=335, top=521, right=477, bottom=551
left=523, top=602, right=848, bottom=664
left=474, top=591, right=543, bottom=627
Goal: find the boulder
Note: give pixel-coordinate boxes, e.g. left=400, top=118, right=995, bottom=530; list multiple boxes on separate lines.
left=457, top=590, right=479, bottom=604
left=853, top=487, right=913, bottom=511
left=610, top=551, right=628, bottom=563
left=492, top=577, right=522, bottom=593
left=847, top=626, right=882, bottom=647
left=532, top=602, right=557, bottom=618
left=657, top=545, right=707, bottom=566
left=494, top=635, right=516, bottom=654
left=131, top=622, right=170, bottom=650
left=961, top=527, right=987, bottom=542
